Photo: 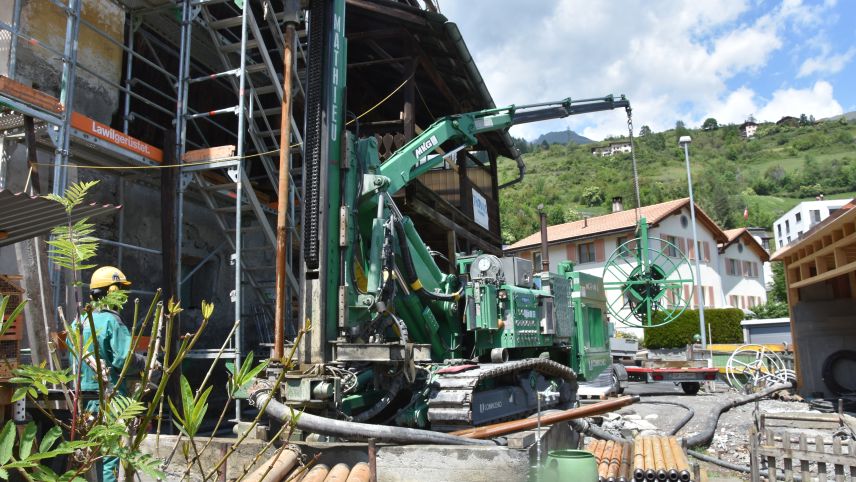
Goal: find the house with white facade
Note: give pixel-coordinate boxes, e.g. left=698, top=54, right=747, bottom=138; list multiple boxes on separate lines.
left=739, top=121, right=758, bottom=138
left=719, top=228, right=770, bottom=310
left=504, top=198, right=769, bottom=334
left=590, top=141, right=632, bottom=157
left=773, top=199, right=852, bottom=249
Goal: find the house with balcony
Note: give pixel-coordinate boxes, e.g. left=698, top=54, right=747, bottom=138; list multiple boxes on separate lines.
left=504, top=198, right=769, bottom=334
left=590, top=141, right=632, bottom=157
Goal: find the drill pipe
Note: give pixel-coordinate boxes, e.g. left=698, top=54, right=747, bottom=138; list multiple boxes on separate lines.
left=668, top=437, right=691, bottom=482
left=300, top=464, right=330, bottom=482
left=651, top=434, right=666, bottom=481
left=607, top=442, right=622, bottom=481
left=243, top=449, right=299, bottom=482
left=345, top=463, right=371, bottom=482
left=451, top=396, right=640, bottom=439
left=619, top=441, right=632, bottom=482
left=643, top=437, right=655, bottom=481
left=325, top=463, right=351, bottom=482
left=659, top=436, right=679, bottom=481
left=599, top=441, right=614, bottom=479
left=633, top=436, right=645, bottom=481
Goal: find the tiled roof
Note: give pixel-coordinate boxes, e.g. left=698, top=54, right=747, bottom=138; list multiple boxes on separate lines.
left=506, top=198, right=727, bottom=250
left=720, top=228, right=770, bottom=262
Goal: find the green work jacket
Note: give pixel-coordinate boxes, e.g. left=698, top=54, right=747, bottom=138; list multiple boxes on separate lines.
left=69, top=309, right=136, bottom=392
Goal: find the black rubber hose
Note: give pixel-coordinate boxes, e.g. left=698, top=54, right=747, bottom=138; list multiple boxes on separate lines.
left=249, top=387, right=492, bottom=446
left=393, top=220, right=460, bottom=303
left=636, top=400, right=695, bottom=435
left=569, top=418, right=628, bottom=443
left=687, top=449, right=800, bottom=481
left=682, top=383, right=792, bottom=448
left=822, top=349, right=856, bottom=395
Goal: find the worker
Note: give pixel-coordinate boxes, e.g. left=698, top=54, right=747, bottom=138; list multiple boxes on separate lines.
left=69, top=266, right=154, bottom=482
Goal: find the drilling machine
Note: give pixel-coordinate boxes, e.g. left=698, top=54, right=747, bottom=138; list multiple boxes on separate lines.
left=277, top=0, right=635, bottom=432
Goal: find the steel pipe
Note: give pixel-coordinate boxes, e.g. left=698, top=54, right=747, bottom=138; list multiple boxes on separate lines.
left=300, top=464, right=330, bottom=482
left=651, top=434, right=666, bottom=481
left=451, top=396, right=640, bottom=439
left=668, top=437, right=691, bottom=482
left=346, top=462, right=371, bottom=482
left=633, top=436, right=645, bottom=481
left=659, top=437, right=678, bottom=482
left=243, top=449, right=299, bottom=482
left=643, top=437, right=655, bottom=481
left=598, top=441, right=613, bottom=480
left=325, top=463, right=351, bottom=481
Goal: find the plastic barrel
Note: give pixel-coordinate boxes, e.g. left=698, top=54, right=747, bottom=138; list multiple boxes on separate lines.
left=536, top=449, right=599, bottom=482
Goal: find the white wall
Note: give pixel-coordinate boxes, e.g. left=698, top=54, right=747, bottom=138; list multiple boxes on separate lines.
left=773, top=200, right=851, bottom=249
left=719, top=237, right=767, bottom=310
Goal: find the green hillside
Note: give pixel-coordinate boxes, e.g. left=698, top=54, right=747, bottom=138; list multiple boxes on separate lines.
left=498, top=118, right=856, bottom=244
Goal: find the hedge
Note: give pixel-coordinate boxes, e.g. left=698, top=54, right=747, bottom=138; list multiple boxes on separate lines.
left=641, top=308, right=744, bottom=349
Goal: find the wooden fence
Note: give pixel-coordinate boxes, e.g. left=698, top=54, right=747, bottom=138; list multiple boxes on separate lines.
left=750, top=427, right=856, bottom=481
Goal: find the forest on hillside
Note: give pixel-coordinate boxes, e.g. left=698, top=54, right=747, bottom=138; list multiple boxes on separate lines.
left=498, top=117, right=856, bottom=244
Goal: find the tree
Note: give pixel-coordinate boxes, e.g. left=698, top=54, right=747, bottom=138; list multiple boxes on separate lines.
left=702, top=117, right=719, bottom=131
left=581, top=186, right=605, bottom=206
left=639, top=125, right=652, bottom=137
left=799, top=113, right=809, bottom=126
left=540, top=140, right=550, bottom=150
left=769, top=262, right=787, bottom=303
left=675, top=120, right=690, bottom=138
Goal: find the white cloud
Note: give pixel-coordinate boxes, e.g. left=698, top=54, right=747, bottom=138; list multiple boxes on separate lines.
left=755, top=81, right=843, bottom=121
left=438, top=0, right=845, bottom=140
left=798, top=48, right=856, bottom=77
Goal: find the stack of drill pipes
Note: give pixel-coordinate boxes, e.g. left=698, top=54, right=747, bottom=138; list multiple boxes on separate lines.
left=618, top=442, right=632, bottom=482
left=595, top=439, right=609, bottom=481
left=242, top=449, right=299, bottom=482
left=652, top=434, right=667, bottom=481
left=607, top=441, right=622, bottom=482
left=643, top=437, right=656, bottom=481
left=599, top=440, right=614, bottom=481
left=633, top=437, right=645, bottom=481
left=668, top=437, right=692, bottom=482
left=659, top=436, right=679, bottom=481
left=297, top=464, right=329, bottom=482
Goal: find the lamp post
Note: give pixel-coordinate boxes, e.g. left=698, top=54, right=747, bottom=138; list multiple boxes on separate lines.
left=679, top=135, right=707, bottom=348
left=537, top=203, right=549, bottom=272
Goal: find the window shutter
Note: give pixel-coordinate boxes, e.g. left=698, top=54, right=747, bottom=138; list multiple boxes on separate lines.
left=684, top=284, right=692, bottom=307
left=725, top=259, right=732, bottom=276
left=703, top=242, right=711, bottom=262
left=566, top=243, right=577, bottom=262
left=687, top=239, right=695, bottom=260
left=595, top=239, right=605, bottom=262
left=708, top=286, right=714, bottom=307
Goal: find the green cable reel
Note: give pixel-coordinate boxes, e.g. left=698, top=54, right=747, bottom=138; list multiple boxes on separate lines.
left=602, top=217, right=694, bottom=328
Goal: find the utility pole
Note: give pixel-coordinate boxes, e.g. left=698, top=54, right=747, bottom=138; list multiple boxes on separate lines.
left=538, top=203, right=549, bottom=272
left=679, top=136, right=707, bottom=348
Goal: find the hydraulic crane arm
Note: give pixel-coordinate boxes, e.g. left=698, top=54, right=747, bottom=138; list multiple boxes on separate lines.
left=378, top=95, right=630, bottom=195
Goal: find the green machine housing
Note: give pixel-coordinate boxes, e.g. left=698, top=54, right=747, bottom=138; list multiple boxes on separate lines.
left=461, top=255, right=612, bottom=382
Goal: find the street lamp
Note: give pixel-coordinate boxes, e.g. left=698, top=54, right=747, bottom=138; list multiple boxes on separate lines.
left=679, top=136, right=707, bottom=348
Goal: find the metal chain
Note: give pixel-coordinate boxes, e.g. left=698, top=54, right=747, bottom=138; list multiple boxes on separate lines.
left=627, top=109, right=641, bottom=222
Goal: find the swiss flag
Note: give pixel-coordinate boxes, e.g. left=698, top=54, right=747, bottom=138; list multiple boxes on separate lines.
left=743, top=207, right=749, bottom=220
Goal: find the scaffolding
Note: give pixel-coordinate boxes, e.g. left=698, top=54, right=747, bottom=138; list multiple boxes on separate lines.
left=0, top=0, right=306, bottom=422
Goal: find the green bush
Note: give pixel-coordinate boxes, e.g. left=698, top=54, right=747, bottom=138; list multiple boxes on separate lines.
left=642, top=308, right=744, bottom=349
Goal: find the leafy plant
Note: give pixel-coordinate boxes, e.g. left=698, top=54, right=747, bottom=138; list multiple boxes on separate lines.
left=0, top=420, right=92, bottom=481
left=643, top=308, right=744, bottom=349
left=43, top=181, right=100, bottom=275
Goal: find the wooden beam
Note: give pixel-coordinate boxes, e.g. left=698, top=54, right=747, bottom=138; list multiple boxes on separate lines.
left=786, top=234, right=856, bottom=269
left=348, top=56, right=412, bottom=69
left=0, top=76, right=63, bottom=114
left=790, top=259, right=856, bottom=289
left=182, top=145, right=235, bottom=163
left=408, top=198, right=500, bottom=255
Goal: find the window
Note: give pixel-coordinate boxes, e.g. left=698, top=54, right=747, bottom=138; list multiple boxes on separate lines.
left=795, top=212, right=802, bottom=223
left=779, top=240, right=783, bottom=247
left=777, top=224, right=782, bottom=237
left=665, top=235, right=678, bottom=257
left=532, top=251, right=542, bottom=270
left=785, top=220, right=790, bottom=234
left=578, top=242, right=596, bottom=264
left=811, top=210, right=821, bottom=223
left=616, top=236, right=631, bottom=257
left=787, top=236, right=791, bottom=243
left=727, top=258, right=740, bottom=276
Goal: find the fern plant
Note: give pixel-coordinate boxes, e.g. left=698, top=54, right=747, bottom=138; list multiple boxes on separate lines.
left=43, top=181, right=100, bottom=279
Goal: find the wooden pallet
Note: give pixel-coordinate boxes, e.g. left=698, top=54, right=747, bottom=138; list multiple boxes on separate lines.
left=750, top=427, right=856, bottom=481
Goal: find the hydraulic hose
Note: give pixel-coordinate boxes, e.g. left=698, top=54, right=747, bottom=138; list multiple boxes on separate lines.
left=682, top=383, right=792, bottom=448
left=636, top=400, right=695, bottom=435
left=248, top=384, right=492, bottom=446
left=569, top=418, right=627, bottom=443
left=393, top=219, right=460, bottom=303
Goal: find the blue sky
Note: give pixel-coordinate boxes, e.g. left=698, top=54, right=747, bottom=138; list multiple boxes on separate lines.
left=438, top=0, right=855, bottom=141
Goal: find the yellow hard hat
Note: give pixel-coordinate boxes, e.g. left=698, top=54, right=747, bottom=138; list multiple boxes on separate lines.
left=90, top=266, right=132, bottom=290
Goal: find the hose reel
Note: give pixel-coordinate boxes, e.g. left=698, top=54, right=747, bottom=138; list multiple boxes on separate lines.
left=602, top=217, right=693, bottom=328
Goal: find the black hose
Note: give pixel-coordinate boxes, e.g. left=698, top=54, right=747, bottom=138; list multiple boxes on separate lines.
left=682, top=383, right=792, bottom=448
left=687, top=449, right=800, bottom=481
left=822, top=349, right=856, bottom=394
left=569, top=418, right=628, bottom=443
left=249, top=388, right=492, bottom=446
left=636, top=400, right=695, bottom=435
left=393, top=220, right=460, bottom=303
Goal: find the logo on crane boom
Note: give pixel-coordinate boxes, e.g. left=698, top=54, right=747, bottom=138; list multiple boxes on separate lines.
left=412, top=135, right=439, bottom=169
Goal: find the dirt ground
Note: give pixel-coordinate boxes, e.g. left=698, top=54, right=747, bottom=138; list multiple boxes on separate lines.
left=597, top=380, right=830, bottom=480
